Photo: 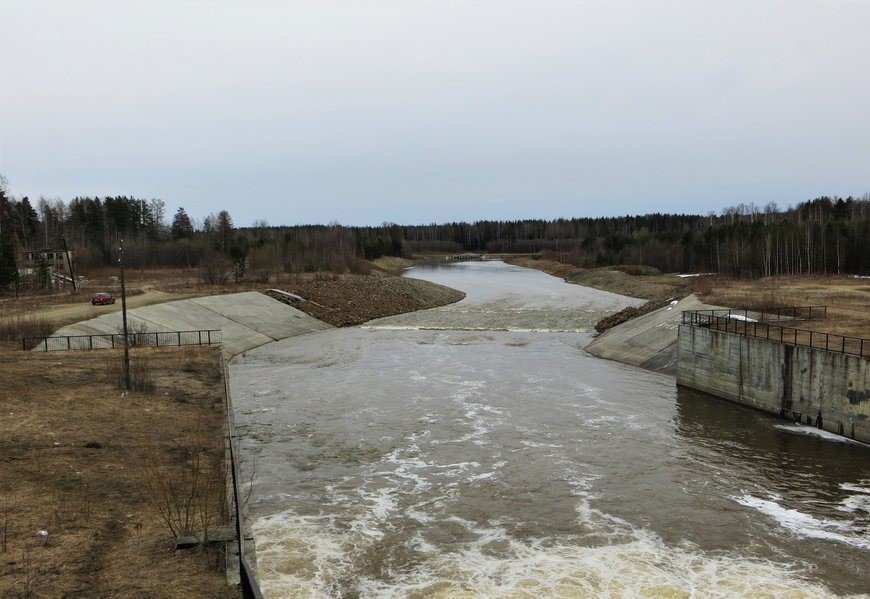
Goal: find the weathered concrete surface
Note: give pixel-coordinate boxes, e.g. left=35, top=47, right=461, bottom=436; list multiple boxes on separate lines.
left=585, top=294, right=721, bottom=374
left=52, top=292, right=332, bottom=356
left=677, top=325, right=870, bottom=444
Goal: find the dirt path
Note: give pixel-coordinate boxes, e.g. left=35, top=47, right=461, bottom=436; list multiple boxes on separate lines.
left=44, top=289, right=198, bottom=326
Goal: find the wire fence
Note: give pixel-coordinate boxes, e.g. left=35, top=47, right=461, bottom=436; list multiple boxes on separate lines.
left=24, top=329, right=222, bottom=351
left=681, top=309, right=869, bottom=359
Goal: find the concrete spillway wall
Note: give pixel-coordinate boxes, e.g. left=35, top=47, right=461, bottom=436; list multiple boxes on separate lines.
left=677, top=325, right=870, bottom=444
left=52, top=291, right=332, bottom=356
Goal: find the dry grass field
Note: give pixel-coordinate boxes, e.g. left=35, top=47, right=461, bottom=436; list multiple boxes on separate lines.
left=694, top=275, right=870, bottom=340
left=0, top=346, right=239, bottom=598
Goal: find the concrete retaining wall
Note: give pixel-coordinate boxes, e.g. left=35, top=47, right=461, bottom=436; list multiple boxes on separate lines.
left=677, top=325, right=870, bottom=443
left=585, top=294, right=721, bottom=375
left=53, top=292, right=332, bottom=356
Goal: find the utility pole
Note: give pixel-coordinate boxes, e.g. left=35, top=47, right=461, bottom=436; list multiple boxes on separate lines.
left=140, top=199, right=146, bottom=281
left=61, top=236, right=77, bottom=292
left=119, top=239, right=131, bottom=391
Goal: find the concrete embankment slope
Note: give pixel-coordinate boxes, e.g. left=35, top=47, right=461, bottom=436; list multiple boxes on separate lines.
left=585, top=294, right=720, bottom=374
left=52, top=291, right=332, bottom=356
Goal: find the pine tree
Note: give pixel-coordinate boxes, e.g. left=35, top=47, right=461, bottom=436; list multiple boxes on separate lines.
left=170, top=207, right=195, bottom=239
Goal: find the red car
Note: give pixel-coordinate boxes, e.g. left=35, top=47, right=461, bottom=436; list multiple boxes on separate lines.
left=91, top=292, right=116, bottom=305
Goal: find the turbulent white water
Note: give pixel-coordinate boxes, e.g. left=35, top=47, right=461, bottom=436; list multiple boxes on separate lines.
left=231, top=262, right=870, bottom=598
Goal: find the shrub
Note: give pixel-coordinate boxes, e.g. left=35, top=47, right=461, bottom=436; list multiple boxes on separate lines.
left=106, top=351, right=155, bottom=393
left=0, top=314, right=55, bottom=347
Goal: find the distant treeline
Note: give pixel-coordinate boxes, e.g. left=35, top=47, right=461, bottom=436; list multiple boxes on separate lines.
left=395, top=195, right=870, bottom=277
left=2, top=175, right=869, bottom=292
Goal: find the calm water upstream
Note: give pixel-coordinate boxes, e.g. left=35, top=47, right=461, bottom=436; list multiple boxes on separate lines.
left=231, top=262, right=870, bottom=598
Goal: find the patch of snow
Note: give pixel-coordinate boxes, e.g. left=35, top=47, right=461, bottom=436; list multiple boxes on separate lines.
left=728, top=314, right=757, bottom=323
left=775, top=424, right=865, bottom=446
left=267, top=289, right=306, bottom=302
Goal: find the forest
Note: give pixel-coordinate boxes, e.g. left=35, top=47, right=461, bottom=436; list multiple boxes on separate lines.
left=2, top=174, right=869, bottom=292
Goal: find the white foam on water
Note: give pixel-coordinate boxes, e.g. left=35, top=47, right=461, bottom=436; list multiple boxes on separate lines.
left=362, top=324, right=589, bottom=333
left=353, top=525, right=839, bottom=599
left=520, top=440, right=563, bottom=449
left=406, top=531, right=440, bottom=555
left=405, top=504, right=436, bottom=525
left=581, top=414, right=619, bottom=429
left=252, top=497, right=843, bottom=598
left=774, top=424, right=865, bottom=445
left=253, top=512, right=352, bottom=598
left=734, top=495, right=870, bottom=550
left=838, top=494, right=870, bottom=514
left=836, top=481, right=870, bottom=516
left=840, top=482, right=870, bottom=494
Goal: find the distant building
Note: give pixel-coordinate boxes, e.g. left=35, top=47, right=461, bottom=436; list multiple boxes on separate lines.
left=19, top=249, right=75, bottom=273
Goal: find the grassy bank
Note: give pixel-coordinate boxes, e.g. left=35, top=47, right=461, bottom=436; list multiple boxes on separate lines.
left=507, top=255, right=870, bottom=339
left=0, top=346, right=238, bottom=598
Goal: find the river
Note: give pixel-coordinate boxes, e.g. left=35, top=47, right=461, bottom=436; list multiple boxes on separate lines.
left=231, top=261, right=870, bottom=598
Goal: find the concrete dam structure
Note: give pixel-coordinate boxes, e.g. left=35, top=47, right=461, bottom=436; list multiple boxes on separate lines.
left=677, top=311, right=870, bottom=444
left=51, top=291, right=332, bottom=356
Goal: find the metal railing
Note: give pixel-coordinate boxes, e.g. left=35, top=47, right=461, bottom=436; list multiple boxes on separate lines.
left=24, top=329, right=222, bottom=351
left=684, top=306, right=827, bottom=324
left=681, top=309, right=869, bottom=359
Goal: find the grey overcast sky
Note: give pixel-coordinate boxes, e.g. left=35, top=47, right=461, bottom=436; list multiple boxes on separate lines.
left=1, top=1, right=868, bottom=227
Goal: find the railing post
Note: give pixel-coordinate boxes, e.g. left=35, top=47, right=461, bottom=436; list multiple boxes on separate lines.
left=208, top=330, right=212, bottom=345
left=44, top=338, right=48, bottom=352
left=178, top=331, right=182, bottom=346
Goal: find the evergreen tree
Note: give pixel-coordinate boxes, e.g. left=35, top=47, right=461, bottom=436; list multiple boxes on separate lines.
left=170, top=207, right=195, bottom=239
left=217, top=210, right=234, bottom=252
left=0, top=183, right=18, bottom=290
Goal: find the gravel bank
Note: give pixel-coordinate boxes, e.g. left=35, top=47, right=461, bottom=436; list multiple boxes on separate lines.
left=266, top=274, right=465, bottom=327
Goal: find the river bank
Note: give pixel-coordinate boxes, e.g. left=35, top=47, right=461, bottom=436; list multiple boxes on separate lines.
left=265, top=273, right=465, bottom=327
left=0, top=346, right=237, bottom=598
